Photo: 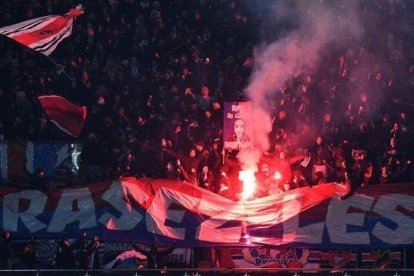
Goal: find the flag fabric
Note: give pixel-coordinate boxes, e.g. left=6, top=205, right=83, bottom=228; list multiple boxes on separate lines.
left=0, top=141, right=78, bottom=184
left=103, top=250, right=147, bottom=270
left=360, top=250, right=402, bottom=269
left=0, top=143, right=7, bottom=184
left=320, top=250, right=357, bottom=269
left=229, top=247, right=320, bottom=270
left=0, top=141, right=28, bottom=184
left=38, top=95, right=87, bottom=137
left=0, top=6, right=83, bottom=56
left=1, top=177, right=414, bottom=248
left=26, top=141, right=59, bottom=179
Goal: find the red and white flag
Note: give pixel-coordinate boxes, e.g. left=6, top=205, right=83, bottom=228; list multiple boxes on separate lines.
left=0, top=5, right=83, bottom=56
left=38, top=95, right=87, bottom=137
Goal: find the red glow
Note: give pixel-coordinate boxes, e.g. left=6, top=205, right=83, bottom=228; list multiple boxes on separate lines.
left=274, top=171, right=282, bottom=180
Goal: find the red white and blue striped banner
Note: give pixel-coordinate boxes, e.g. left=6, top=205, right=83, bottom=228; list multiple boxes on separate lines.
left=0, top=6, right=83, bottom=56
left=1, top=178, right=413, bottom=249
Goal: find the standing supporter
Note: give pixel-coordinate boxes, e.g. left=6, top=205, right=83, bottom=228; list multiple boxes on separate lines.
left=198, top=165, right=215, bottom=192
left=0, top=231, right=11, bottom=270
left=311, top=136, right=331, bottom=184
left=72, top=232, right=88, bottom=269
left=190, top=86, right=214, bottom=112
left=199, top=110, right=217, bottom=145
left=19, top=239, right=37, bottom=269
left=55, top=238, right=76, bottom=269
left=85, top=235, right=101, bottom=271
left=168, top=123, right=187, bottom=154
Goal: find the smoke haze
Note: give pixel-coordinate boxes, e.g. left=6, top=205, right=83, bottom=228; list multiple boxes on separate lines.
left=240, top=0, right=368, bottom=168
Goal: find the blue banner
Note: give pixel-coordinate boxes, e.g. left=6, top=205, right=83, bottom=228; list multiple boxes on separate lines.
left=0, top=141, right=81, bottom=182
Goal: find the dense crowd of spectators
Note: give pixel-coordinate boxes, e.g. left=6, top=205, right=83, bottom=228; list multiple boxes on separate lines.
left=0, top=0, right=413, bottom=200
left=1, top=0, right=414, bottom=271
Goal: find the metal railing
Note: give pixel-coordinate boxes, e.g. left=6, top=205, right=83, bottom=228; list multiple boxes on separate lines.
left=0, top=268, right=412, bottom=275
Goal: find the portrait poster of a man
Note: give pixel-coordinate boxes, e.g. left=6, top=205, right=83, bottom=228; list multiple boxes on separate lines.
left=223, top=102, right=253, bottom=151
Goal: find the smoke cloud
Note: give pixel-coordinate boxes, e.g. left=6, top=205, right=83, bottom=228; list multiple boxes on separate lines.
left=240, top=0, right=366, bottom=168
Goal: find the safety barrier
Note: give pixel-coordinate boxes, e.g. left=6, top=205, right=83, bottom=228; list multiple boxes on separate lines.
left=0, top=268, right=412, bottom=275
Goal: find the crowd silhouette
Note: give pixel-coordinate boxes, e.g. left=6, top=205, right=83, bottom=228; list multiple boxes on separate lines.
left=0, top=0, right=414, bottom=269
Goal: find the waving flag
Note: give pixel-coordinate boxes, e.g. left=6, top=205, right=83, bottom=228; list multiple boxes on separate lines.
left=0, top=5, right=83, bottom=56
left=38, top=95, right=87, bottom=137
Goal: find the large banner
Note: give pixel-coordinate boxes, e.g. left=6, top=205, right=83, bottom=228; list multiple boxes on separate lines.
left=229, top=247, right=321, bottom=270
left=1, top=178, right=414, bottom=248
left=228, top=248, right=402, bottom=270
left=223, top=102, right=253, bottom=151
left=0, top=141, right=82, bottom=184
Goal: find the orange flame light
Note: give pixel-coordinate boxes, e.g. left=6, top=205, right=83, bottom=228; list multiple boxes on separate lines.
left=239, top=169, right=256, bottom=200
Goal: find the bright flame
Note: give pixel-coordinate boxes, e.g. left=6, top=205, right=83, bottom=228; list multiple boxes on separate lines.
left=274, top=171, right=282, bottom=180
left=239, top=169, right=256, bottom=200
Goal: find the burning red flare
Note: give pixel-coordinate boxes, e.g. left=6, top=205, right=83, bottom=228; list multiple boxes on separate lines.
left=274, top=171, right=282, bottom=180
left=239, top=169, right=256, bottom=200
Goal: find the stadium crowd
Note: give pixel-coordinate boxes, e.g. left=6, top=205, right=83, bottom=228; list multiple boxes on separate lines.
left=0, top=0, right=414, bottom=197
left=1, top=0, right=414, bottom=271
